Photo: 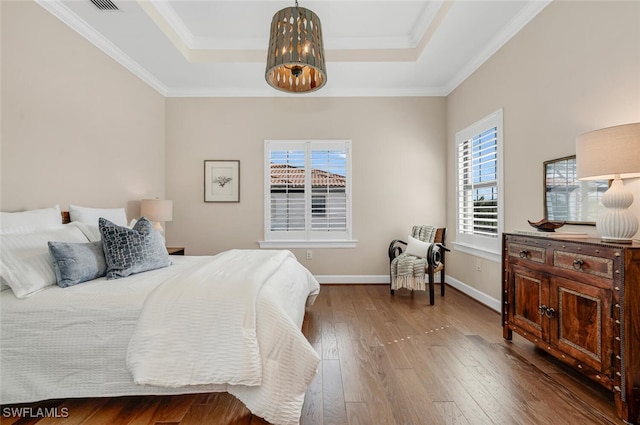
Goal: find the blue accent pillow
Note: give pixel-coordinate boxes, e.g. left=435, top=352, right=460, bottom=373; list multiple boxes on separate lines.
left=48, top=240, right=107, bottom=287
left=99, top=217, right=171, bottom=280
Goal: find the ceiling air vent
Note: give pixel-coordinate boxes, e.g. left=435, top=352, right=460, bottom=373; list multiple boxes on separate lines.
left=90, top=0, right=118, bottom=11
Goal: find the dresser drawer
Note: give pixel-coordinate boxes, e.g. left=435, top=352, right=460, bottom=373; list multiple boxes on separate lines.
left=553, top=250, right=613, bottom=279
left=507, top=242, right=546, bottom=263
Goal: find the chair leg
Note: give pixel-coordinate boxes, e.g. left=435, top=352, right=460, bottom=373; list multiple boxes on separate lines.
left=428, top=271, right=435, bottom=305
left=440, top=268, right=445, bottom=296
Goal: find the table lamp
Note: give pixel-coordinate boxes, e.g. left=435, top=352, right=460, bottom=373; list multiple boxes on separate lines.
left=140, top=198, right=173, bottom=234
left=576, top=123, right=640, bottom=242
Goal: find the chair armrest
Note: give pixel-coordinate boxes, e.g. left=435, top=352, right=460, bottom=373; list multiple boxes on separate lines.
left=388, top=239, right=407, bottom=262
left=437, top=243, right=451, bottom=252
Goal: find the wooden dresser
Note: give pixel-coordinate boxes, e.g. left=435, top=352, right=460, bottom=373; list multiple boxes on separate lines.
left=502, top=233, right=640, bottom=424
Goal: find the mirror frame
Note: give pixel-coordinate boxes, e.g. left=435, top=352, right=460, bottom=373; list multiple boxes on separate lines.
left=543, top=155, right=609, bottom=225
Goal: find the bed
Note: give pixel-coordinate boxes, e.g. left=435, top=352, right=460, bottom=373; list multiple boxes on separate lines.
left=0, top=205, right=320, bottom=425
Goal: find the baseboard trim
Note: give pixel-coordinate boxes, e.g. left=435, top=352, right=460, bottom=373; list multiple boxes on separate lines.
left=315, top=274, right=443, bottom=284
left=443, top=275, right=501, bottom=313
left=315, top=275, right=390, bottom=284
left=314, top=274, right=500, bottom=312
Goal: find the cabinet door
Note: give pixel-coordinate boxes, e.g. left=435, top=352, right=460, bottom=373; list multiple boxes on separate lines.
left=509, top=265, right=549, bottom=340
left=548, top=276, right=613, bottom=374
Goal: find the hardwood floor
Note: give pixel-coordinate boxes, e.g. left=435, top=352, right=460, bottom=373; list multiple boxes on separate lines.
left=1, top=284, right=624, bottom=425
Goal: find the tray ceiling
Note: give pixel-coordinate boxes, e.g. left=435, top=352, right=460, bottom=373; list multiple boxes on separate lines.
left=36, top=0, right=551, bottom=97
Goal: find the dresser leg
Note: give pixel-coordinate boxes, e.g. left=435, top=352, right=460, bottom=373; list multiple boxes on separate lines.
left=503, top=326, right=512, bottom=341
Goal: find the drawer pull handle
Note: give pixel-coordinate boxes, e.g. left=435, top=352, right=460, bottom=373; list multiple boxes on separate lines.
left=538, top=305, right=555, bottom=318
left=572, top=259, right=585, bottom=270
left=519, top=250, right=529, bottom=259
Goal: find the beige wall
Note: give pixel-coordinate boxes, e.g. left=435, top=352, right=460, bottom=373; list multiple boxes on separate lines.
left=3, top=0, right=639, bottom=300
left=165, top=97, right=447, bottom=276
left=446, top=0, right=640, bottom=303
left=0, top=1, right=166, bottom=217
left=1, top=1, right=446, bottom=279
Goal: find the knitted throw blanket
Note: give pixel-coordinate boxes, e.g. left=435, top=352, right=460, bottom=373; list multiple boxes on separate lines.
left=391, top=225, right=436, bottom=291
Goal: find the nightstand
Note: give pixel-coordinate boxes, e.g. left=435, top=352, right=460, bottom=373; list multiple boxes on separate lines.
left=166, top=247, right=185, bottom=255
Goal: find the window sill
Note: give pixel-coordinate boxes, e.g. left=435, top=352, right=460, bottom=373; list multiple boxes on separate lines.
left=452, top=242, right=501, bottom=263
left=259, top=240, right=358, bottom=249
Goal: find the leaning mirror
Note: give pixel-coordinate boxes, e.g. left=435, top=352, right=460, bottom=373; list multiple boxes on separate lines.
left=544, top=155, right=609, bottom=225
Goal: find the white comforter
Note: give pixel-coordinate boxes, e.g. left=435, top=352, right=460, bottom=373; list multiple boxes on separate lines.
left=128, top=249, right=305, bottom=387
left=1, top=252, right=320, bottom=425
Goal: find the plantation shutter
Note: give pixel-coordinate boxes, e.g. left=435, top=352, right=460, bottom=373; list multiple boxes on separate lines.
left=268, top=144, right=306, bottom=238
left=265, top=140, right=351, bottom=242
left=310, top=147, right=348, bottom=233
left=457, top=127, right=499, bottom=238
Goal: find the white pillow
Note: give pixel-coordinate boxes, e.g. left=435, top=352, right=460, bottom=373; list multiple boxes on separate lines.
left=0, top=225, right=90, bottom=298
left=68, top=221, right=102, bottom=242
left=0, top=205, right=62, bottom=234
left=405, top=235, right=431, bottom=258
left=69, top=204, right=127, bottom=227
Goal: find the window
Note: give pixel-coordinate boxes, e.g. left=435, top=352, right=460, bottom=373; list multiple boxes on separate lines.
left=455, top=109, right=503, bottom=260
left=260, top=140, right=355, bottom=248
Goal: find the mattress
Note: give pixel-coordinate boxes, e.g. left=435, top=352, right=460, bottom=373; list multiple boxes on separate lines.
left=0, top=254, right=320, bottom=425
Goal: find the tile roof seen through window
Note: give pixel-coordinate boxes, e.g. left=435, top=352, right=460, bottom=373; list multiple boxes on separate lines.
left=270, top=164, right=346, bottom=188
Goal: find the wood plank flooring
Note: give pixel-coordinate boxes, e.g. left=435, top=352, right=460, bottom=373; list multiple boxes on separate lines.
left=1, top=284, right=624, bottom=425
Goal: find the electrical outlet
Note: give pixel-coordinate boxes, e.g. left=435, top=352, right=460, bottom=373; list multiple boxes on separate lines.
left=306, top=250, right=313, bottom=260
left=476, top=259, right=482, bottom=272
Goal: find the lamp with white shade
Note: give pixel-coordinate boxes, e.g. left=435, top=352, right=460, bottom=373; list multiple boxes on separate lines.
left=576, top=123, right=640, bottom=243
left=140, top=198, right=173, bottom=234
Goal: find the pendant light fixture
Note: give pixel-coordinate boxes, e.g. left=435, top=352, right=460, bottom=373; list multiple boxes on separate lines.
left=265, top=0, right=327, bottom=93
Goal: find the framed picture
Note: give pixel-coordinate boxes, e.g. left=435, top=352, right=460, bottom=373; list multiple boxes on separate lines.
left=543, top=155, right=609, bottom=225
left=204, top=160, right=240, bottom=202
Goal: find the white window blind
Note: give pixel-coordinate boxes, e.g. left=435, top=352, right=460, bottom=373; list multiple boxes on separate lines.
left=263, top=140, right=352, bottom=246
left=458, top=127, right=498, bottom=236
left=455, top=110, right=503, bottom=256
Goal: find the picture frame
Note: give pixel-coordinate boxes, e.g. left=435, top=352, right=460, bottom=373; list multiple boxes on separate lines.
left=543, top=155, right=609, bottom=225
left=204, top=160, right=240, bottom=203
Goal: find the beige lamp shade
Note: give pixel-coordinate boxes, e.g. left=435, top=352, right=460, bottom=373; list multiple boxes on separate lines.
left=576, top=123, right=640, bottom=180
left=140, top=199, right=173, bottom=222
left=575, top=122, right=640, bottom=242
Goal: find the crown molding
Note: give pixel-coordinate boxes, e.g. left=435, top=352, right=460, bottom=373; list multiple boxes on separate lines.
left=146, top=0, right=445, bottom=51
left=442, top=0, right=552, bottom=95
left=164, top=86, right=448, bottom=98
left=35, top=0, right=170, bottom=96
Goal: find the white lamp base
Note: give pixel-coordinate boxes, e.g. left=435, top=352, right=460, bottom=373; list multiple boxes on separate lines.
left=596, top=178, right=638, bottom=243
left=151, top=221, right=165, bottom=235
